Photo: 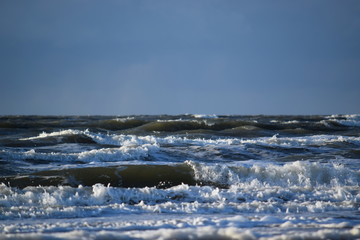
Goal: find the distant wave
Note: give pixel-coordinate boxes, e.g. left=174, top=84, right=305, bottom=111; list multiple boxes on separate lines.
left=1, top=114, right=359, bottom=134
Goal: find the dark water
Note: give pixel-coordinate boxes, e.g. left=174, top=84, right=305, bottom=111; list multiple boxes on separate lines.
left=0, top=114, right=359, bottom=239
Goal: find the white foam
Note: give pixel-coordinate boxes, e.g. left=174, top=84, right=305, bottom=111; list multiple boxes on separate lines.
left=162, top=134, right=360, bottom=149
left=18, top=128, right=360, bottom=149
left=9, top=131, right=162, bottom=163
left=193, top=114, right=218, bottom=119
left=240, top=134, right=360, bottom=147
left=156, top=118, right=187, bottom=122
left=186, top=160, right=360, bottom=187
left=19, top=129, right=163, bottom=147
left=19, top=129, right=82, bottom=141
left=327, top=114, right=360, bottom=127
left=1, top=176, right=359, bottom=239
left=3, top=142, right=159, bottom=163
left=5, top=130, right=360, bottom=166
left=1, top=214, right=359, bottom=240
left=270, top=120, right=300, bottom=124
left=113, top=117, right=135, bottom=122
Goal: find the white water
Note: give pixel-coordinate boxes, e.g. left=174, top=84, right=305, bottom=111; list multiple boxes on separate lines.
left=1, top=177, right=360, bottom=239
left=4, top=130, right=360, bottom=166
left=1, top=213, right=359, bottom=240
left=1, top=161, right=359, bottom=218
left=1, top=114, right=360, bottom=239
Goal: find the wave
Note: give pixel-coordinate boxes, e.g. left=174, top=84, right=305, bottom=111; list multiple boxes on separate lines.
left=1, top=144, right=158, bottom=164
left=1, top=161, right=358, bottom=189
left=1, top=115, right=359, bottom=134
left=18, top=128, right=360, bottom=147
left=327, top=114, right=360, bottom=127
left=1, top=114, right=360, bottom=238
left=187, top=160, right=360, bottom=188
left=19, top=129, right=156, bottom=146
left=0, top=160, right=359, bottom=219
left=0, top=164, right=195, bottom=188
left=2, top=130, right=360, bottom=166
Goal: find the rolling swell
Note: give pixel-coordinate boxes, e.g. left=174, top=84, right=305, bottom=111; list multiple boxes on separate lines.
left=1, top=115, right=358, bottom=135
left=0, top=164, right=196, bottom=189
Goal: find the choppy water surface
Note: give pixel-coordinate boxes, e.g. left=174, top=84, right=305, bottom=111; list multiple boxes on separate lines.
left=0, top=114, right=359, bottom=239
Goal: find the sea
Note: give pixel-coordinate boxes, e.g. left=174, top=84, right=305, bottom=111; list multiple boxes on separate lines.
left=0, top=114, right=359, bottom=240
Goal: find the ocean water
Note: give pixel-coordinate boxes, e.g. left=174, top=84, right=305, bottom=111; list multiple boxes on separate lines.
left=0, top=114, right=359, bottom=239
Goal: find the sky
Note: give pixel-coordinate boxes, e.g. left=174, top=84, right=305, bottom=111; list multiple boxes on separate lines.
left=0, top=0, right=359, bottom=115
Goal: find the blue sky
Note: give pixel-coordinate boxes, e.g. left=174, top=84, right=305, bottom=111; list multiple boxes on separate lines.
left=1, top=0, right=359, bottom=115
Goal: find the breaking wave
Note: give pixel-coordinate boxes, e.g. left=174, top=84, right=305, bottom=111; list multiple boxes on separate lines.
left=1, top=161, right=359, bottom=189
left=1, top=160, right=359, bottom=220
